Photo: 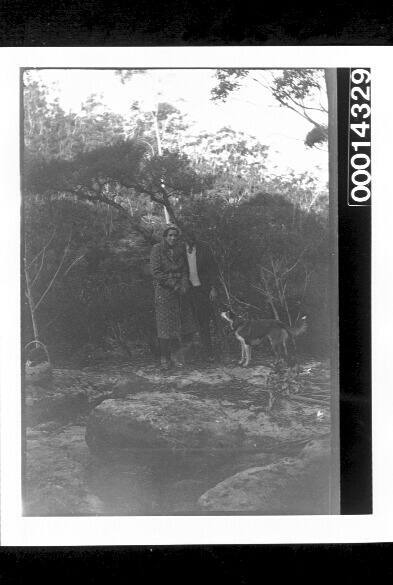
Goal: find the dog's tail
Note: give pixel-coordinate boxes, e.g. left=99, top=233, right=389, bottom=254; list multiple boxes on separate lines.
left=287, top=316, right=307, bottom=338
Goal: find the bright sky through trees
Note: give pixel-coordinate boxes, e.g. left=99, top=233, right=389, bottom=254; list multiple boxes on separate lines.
left=29, top=68, right=328, bottom=187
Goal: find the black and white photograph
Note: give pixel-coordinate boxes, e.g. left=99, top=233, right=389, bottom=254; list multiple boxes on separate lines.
left=1, top=47, right=388, bottom=547
left=21, top=66, right=339, bottom=517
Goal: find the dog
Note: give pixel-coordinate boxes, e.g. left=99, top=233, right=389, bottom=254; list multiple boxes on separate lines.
left=221, top=309, right=307, bottom=367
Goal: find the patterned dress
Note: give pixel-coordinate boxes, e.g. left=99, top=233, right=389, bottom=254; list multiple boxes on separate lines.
left=150, top=241, right=197, bottom=340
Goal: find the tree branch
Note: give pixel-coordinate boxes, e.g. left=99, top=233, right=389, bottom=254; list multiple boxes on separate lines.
left=273, top=91, right=328, bottom=136
left=218, top=271, right=231, bottom=305
left=24, top=257, right=39, bottom=340
left=281, top=246, right=310, bottom=277
left=30, top=247, right=46, bottom=287
left=76, top=187, right=158, bottom=244
left=296, top=267, right=312, bottom=322
left=32, top=230, right=72, bottom=312
left=78, top=188, right=130, bottom=216
left=231, top=294, right=264, bottom=313
left=63, top=253, right=87, bottom=276
left=281, top=90, right=326, bottom=114
left=259, top=265, right=274, bottom=276
left=27, top=228, right=56, bottom=268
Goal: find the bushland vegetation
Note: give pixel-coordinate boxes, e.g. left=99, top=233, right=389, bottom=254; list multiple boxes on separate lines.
left=22, top=70, right=330, bottom=366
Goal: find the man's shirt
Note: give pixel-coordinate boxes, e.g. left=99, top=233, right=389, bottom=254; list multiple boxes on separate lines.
left=186, top=244, right=201, bottom=287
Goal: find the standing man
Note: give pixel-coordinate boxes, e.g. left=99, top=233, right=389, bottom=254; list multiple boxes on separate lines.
left=183, top=228, right=219, bottom=362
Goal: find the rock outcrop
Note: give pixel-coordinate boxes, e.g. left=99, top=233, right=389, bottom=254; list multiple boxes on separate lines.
left=197, top=437, right=332, bottom=514
left=85, top=390, right=330, bottom=458
left=86, top=391, right=256, bottom=454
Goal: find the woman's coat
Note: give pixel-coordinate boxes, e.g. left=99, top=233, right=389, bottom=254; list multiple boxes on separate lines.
left=150, top=241, right=196, bottom=339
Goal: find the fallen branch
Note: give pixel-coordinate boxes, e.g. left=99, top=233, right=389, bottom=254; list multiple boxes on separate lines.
left=287, top=394, right=330, bottom=406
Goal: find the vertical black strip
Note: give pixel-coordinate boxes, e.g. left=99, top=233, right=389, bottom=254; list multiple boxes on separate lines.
left=337, top=68, right=372, bottom=514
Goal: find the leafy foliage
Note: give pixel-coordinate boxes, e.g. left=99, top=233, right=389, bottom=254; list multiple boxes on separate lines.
left=22, top=71, right=331, bottom=363
left=211, top=68, right=328, bottom=147
left=305, top=125, right=329, bottom=148
left=272, top=69, right=322, bottom=102
left=210, top=69, right=249, bottom=102
left=24, top=73, right=128, bottom=161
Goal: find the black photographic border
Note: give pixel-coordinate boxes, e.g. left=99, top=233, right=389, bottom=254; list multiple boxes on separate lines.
left=337, top=68, right=372, bottom=514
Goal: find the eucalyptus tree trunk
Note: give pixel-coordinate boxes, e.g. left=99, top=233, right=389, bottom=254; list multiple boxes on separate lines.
left=152, top=108, right=171, bottom=225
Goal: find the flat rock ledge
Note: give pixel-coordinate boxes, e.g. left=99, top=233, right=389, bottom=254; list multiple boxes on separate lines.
left=85, top=391, right=330, bottom=457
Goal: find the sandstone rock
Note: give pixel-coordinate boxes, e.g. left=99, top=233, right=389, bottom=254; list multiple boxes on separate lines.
left=299, top=436, right=331, bottom=461
left=85, top=389, right=330, bottom=459
left=111, top=375, right=153, bottom=397
left=135, top=367, right=233, bottom=388
left=197, top=437, right=332, bottom=514
left=85, top=391, right=258, bottom=455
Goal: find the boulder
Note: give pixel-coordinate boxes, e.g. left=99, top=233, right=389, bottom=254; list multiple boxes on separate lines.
left=197, top=437, right=332, bottom=514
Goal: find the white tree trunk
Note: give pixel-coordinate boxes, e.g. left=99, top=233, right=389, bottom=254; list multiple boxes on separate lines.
left=152, top=109, right=171, bottom=224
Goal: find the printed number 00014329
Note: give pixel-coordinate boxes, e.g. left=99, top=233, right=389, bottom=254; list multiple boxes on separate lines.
left=349, top=68, right=371, bottom=205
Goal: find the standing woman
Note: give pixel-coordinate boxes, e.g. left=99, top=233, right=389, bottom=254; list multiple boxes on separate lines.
left=150, top=226, right=196, bottom=369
